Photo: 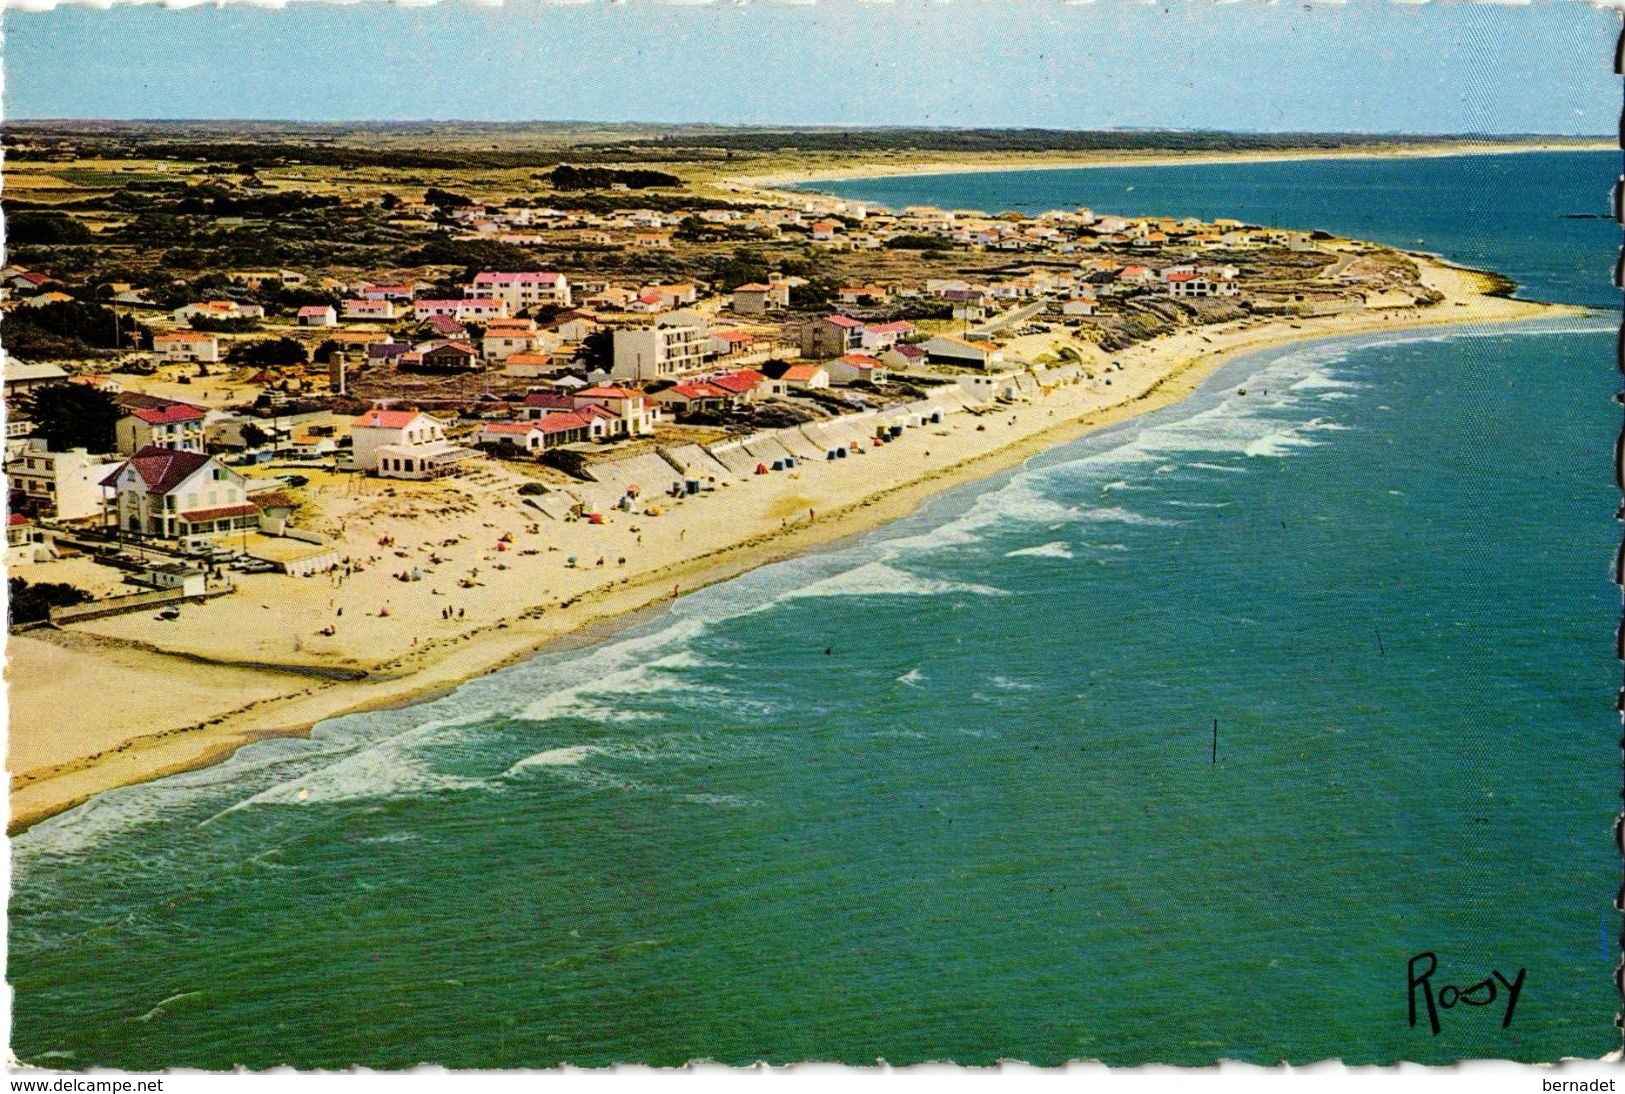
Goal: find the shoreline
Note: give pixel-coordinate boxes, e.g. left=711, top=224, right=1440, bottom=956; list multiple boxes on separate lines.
left=6, top=259, right=1590, bottom=835
left=713, top=139, right=1613, bottom=193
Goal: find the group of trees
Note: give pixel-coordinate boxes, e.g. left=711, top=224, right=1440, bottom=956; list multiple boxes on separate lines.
left=546, top=165, right=682, bottom=191
left=25, top=384, right=121, bottom=452
left=227, top=337, right=309, bottom=367
left=4, top=299, right=147, bottom=360
left=9, top=578, right=92, bottom=626
left=401, top=235, right=552, bottom=274
left=186, top=315, right=261, bottom=333
left=8, top=212, right=94, bottom=246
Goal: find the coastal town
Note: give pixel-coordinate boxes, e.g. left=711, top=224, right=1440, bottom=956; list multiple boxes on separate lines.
left=2, top=130, right=1571, bottom=831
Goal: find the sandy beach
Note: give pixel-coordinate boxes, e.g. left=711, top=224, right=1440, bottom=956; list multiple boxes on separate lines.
left=6, top=255, right=1587, bottom=833
left=712, top=139, right=1612, bottom=195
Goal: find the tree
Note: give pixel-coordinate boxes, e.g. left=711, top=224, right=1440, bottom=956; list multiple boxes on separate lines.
left=8, top=578, right=93, bottom=625
left=227, top=337, right=308, bottom=367
left=425, top=187, right=472, bottom=209
left=580, top=329, right=613, bottom=368
left=239, top=422, right=272, bottom=449
left=26, top=384, right=121, bottom=453
left=8, top=212, right=93, bottom=246
left=711, top=248, right=770, bottom=291
left=187, top=315, right=260, bottom=333
left=380, top=191, right=403, bottom=210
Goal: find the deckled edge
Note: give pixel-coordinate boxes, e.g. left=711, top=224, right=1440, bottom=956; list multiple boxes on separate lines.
left=1612, top=16, right=1625, bottom=1059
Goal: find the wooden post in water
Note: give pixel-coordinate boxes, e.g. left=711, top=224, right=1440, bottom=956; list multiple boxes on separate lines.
left=1211, top=718, right=1218, bottom=766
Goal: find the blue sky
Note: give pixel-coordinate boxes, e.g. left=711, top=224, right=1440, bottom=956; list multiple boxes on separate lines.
left=3, top=0, right=1618, bottom=133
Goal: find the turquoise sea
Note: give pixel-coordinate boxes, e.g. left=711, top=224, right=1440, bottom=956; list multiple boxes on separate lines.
left=9, top=152, right=1619, bottom=1067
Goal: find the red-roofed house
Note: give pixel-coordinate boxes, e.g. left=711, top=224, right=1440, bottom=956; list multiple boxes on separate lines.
left=837, top=284, right=888, bottom=306
left=881, top=343, right=928, bottom=370
left=520, top=391, right=577, bottom=418
left=778, top=363, right=830, bottom=390
left=826, top=353, right=888, bottom=386
left=482, top=319, right=541, bottom=361
left=1165, top=270, right=1239, bottom=298
left=800, top=314, right=867, bottom=359
left=414, top=299, right=510, bottom=322
left=858, top=320, right=914, bottom=353
left=649, top=381, right=730, bottom=415
left=298, top=305, right=340, bottom=328
left=114, top=397, right=207, bottom=456
left=103, top=445, right=256, bottom=538
left=572, top=386, right=656, bottom=437
left=407, top=341, right=481, bottom=373
left=532, top=411, right=598, bottom=447
left=358, top=282, right=417, bottom=301
left=174, top=300, right=265, bottom=323
left=422, top=314, right=468, bottom=339
left=350, top=408, right=474, bottom=479
left=731, top=282, right=790, bottom=315
left=342, top=299, right=396, bottom=321
left=708, top=329, right=757, bottom=357
left=708, top=369, right=774, bottom=402
left=476, top=420, right=550, bottom=454
left=627, top=291, right=670, bottom=315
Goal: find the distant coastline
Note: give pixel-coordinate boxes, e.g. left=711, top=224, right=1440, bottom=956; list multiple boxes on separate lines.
left=714, top=139, right=1614, bottom=195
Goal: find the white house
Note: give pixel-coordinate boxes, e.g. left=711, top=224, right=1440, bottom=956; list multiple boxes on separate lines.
left=778, top=363, right=830, bottom=390
left=103, top=446, right=258, bottom=539
left=297, top=305, right=340, bottom=328
left=342, top=299, right=397, bottom=322
left=153, top=331, right=221, bottom=363
left=572, top=386, right=657, bottom=437
left=482, top=320, right=541, bottom=362
left=477, top=420, right=550, bottom=454
left=414, top=299, right=511, bottom=322
left=115, top=398, right=207, bottom=455
left=825, top=353, right=888, bottom=386
left=857, top=320, right=914, bottom=353
left=349, top=407, right=472, bottom=479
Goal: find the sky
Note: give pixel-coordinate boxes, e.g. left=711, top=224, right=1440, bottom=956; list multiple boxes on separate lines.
left=1, top=0, right=1619, bottom=134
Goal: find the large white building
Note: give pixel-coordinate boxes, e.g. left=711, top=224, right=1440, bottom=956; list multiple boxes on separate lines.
left=466, top=271, right=572, bottom=312
left=349, top=407, right=472, bottom=479
left=7, top=442, right=122, bottom=521
left=611, top=325, right=708, bottom=383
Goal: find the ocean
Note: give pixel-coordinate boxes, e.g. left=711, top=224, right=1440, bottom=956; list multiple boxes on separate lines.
left=9, top=151, right=1618, bottom=1067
